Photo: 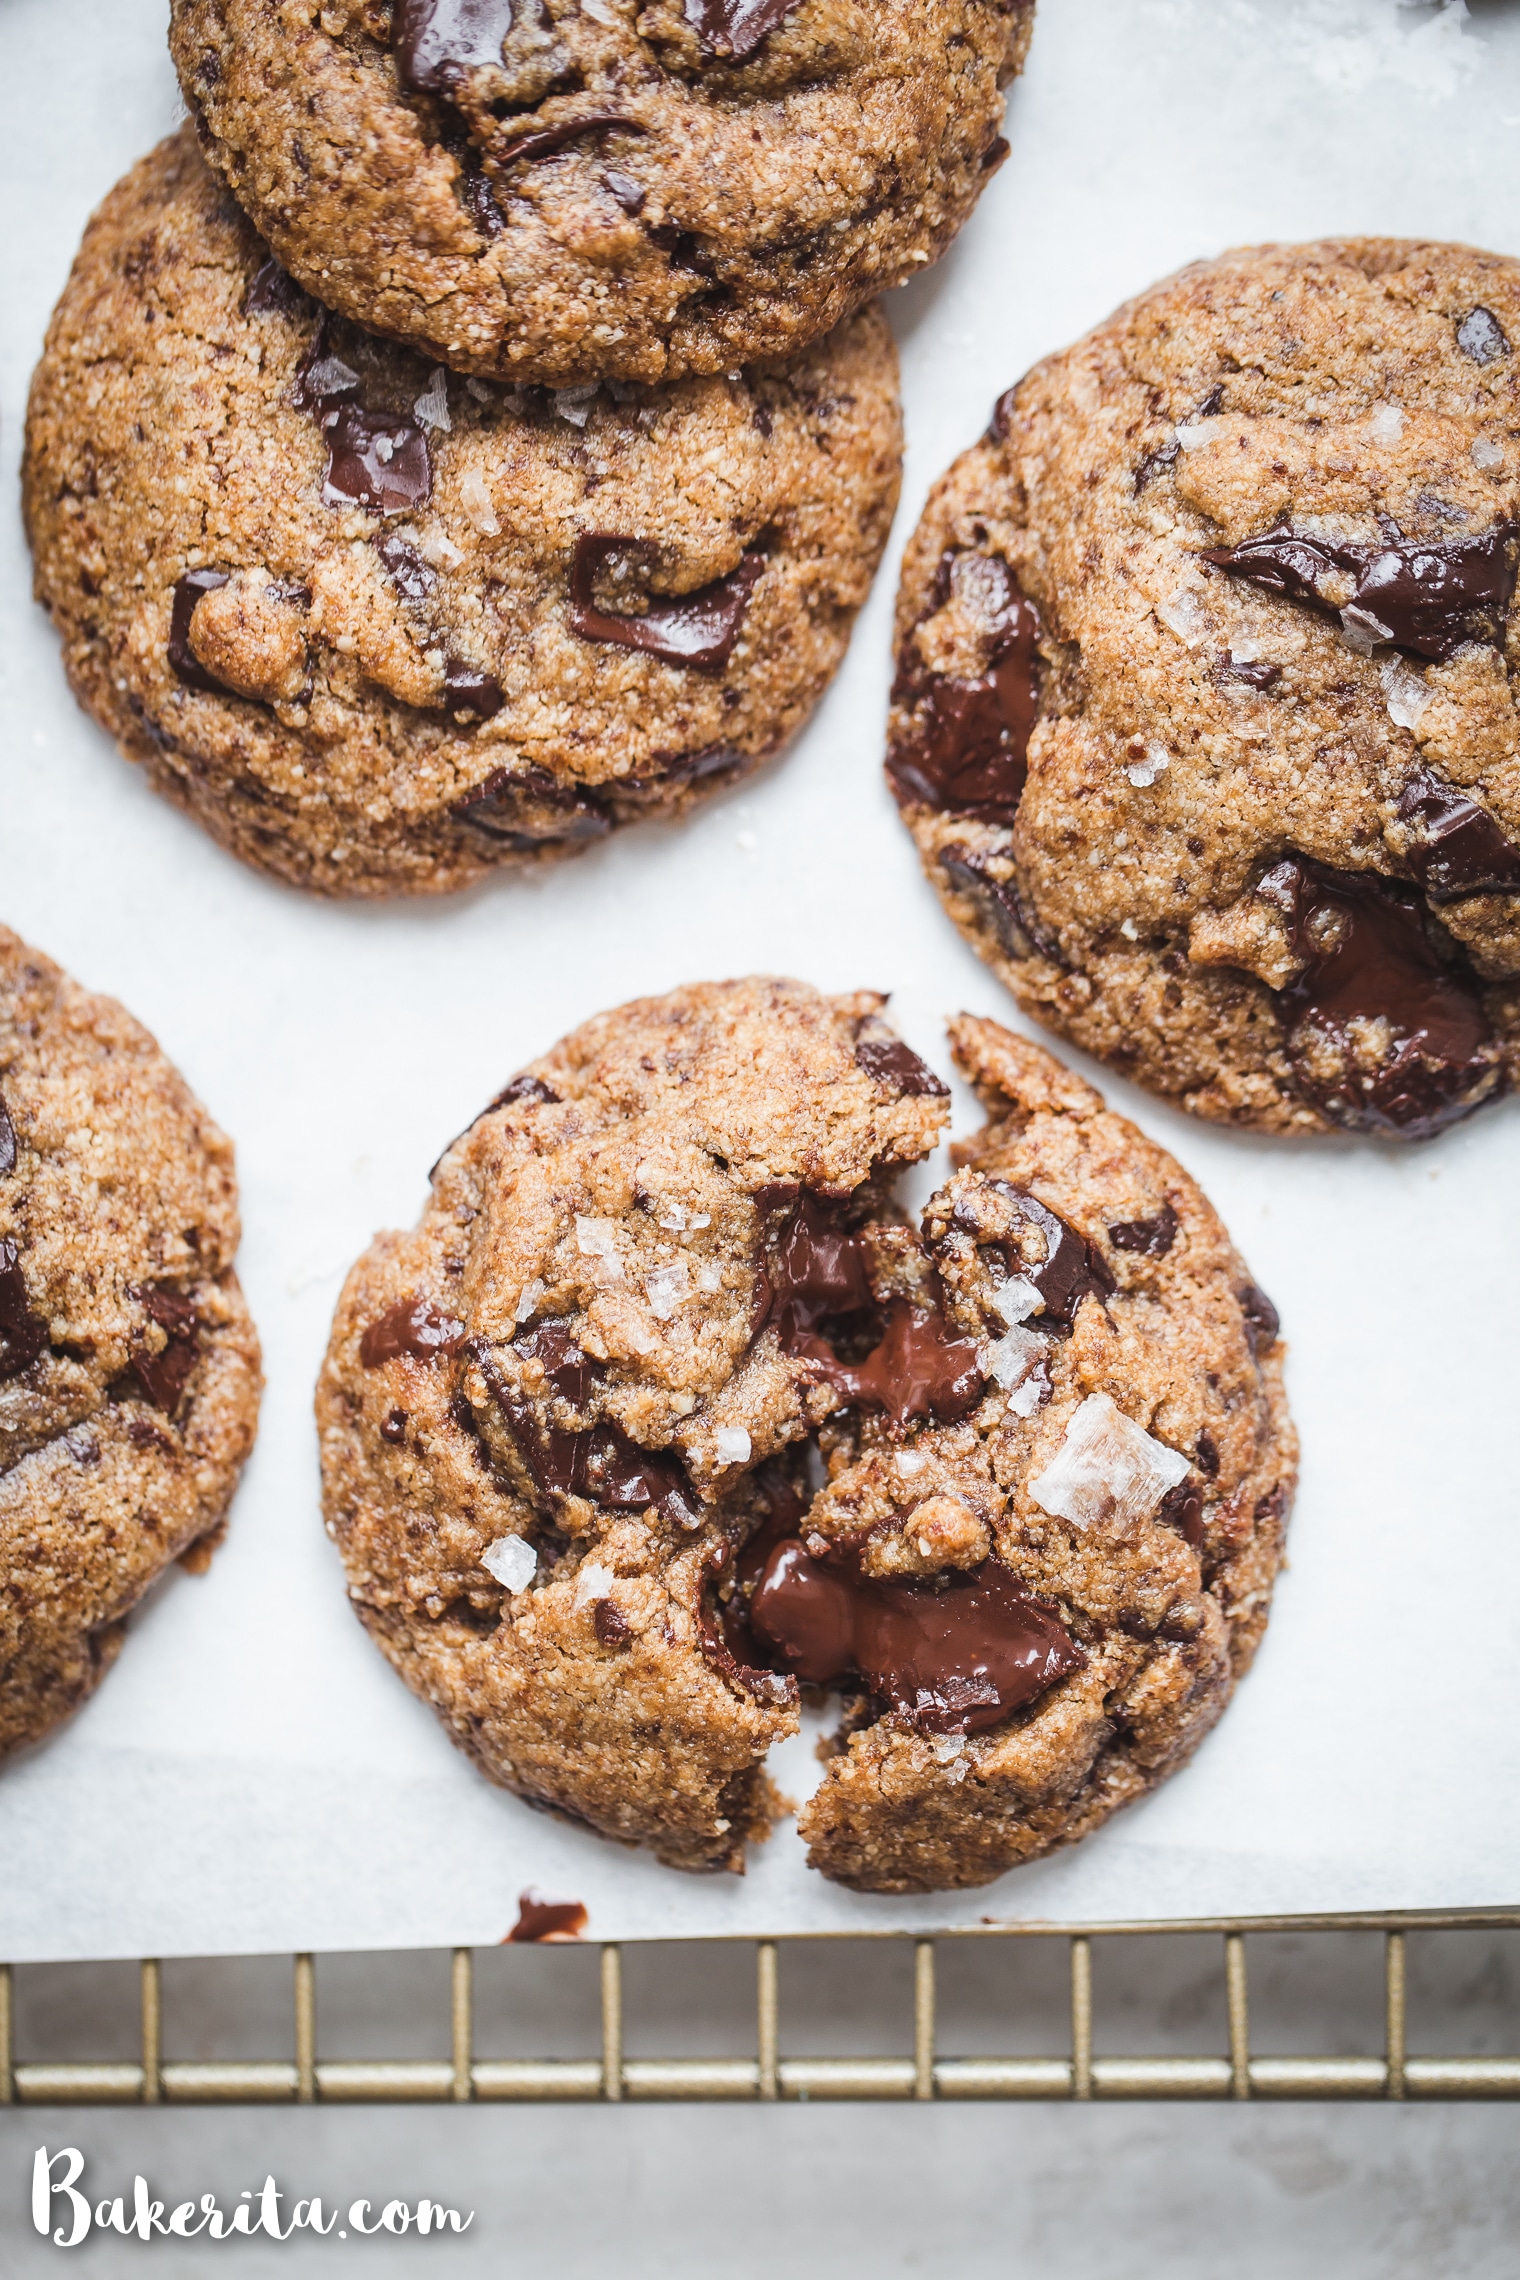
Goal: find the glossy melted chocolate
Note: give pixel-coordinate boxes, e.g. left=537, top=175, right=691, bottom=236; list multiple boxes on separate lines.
left=683, top=0, right=804, bottom=57
left=495, top=115, right=641, bottom=168
left=130, top=1288, right=201, bottom=1416
left=294, top=322, right=432, bottom=514
left=887, top=552, right=1042, bottom=821
left=1204, top=522, right=1520, bottom=663
left=168, top=569, right=233, bottom=695
left=806, top=1298, right=986, bottom=1430
left=360, top=1297, right=466, bottom=1368
left=568, top=535, right=764, bottom=671
left=1257, top=856, right=1500, bottom=1137
left=1396, top=768, right=1520, bottom=902
left=1107, top=1201, right=1179, bottom=1258
left=854, top=1037, right=950, bottom=1097
left=493, top=1324, right=702, bottom=1524
left=971, top=1183, right=1114, bottom=1331
left=748, top=1541, right=1086, bottom=1735
left=394, top=0, right=515, bottom=92
left=0, top=1237, right=47, bottom=1383
left=489, top=1073, right=562, bottom=1110
left=939, top=847, right=1065, bottom=965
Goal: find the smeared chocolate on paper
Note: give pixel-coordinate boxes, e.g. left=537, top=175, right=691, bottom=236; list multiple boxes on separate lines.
left=507, top=1890, right=588, bottom=1942
left=569, top=535, right=764, bottom=670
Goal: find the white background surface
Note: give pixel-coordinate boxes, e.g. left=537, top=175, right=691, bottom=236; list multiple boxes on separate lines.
left=3, top=0, right=1520, bottom=1967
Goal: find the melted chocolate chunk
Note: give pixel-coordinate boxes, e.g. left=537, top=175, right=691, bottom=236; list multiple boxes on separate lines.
left=442, top=659, right=504, bottom=719
left=854, top=1037, right=950, bottom=1098
left=453, top=766, right=612, bottom=846
left=1239, top=1285, right=1279, bottom=1354
left=507, top=1891, right=588, bottom=1942
left=806, top=1297, right=986, bottom=1429
left=887, top=553, right=1042, bottom=821
left=748, top=1543, right=1086, bottom=1735
left=1396, top=768, right=1520, bottom=902
left=683, top=0, right=804, bottom=59
left=381, top=1407, right=410, bottom=1445
left=1255, top=855, right=1501, bottom=1137
left=940, top=847, right=1065, bottom=965
left=168, top=569, right=233, bottom=696
left=515, top=1320, right=596, bottom=1406
left=0, top=1089, right=15, bottom=1179
left=1107, top=1201, right=1179, bottom=1258
left=1203, top=522, right=1520, bottom=663
left=975, top=1183, right=1114, bottom=1330
left=1195, top=1430, right=1220, bottom=1478
left=243, top=256, right=308, bottom=318
left=0, top=1237, right=47, bottom=1382
left=496, top=115, right=642, bottom=168
left=320, top=402, right=433, bottom=514
left=374, top=530, right=437, bottom=604
left=1157, top=1479, right=1204, bottom=1550
left=1457, top=306, right=1510, bottom=365
left=489, top=1072, right=562, bottom=1110
left=568, top=535, right=764, bottom=670
left=602, top=169, right=647, bottom=215
left=619, top=744, right=738, bottom=799
left=290, top=320, right=361, bottom=414
left=360, top=1296, right=466, bottom=1367
left=592, top=1598, right=632, bottom=1649
left=701, top=1468, right=809, bottom=1690
left=394, top=0, right=515, bottom=92
left=129, top=1287, right=201, bottom=1415
left=764, top=1191, right=875, bottom=1344
left=491, top=1333, right=702, bottom=1525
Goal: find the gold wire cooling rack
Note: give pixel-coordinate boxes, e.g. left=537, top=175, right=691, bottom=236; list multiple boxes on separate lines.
left=3, top=1911, right=1518, bottom=2106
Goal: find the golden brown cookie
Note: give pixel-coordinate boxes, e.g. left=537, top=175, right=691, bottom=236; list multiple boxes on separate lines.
left=0, top=929, right=262, bottom=1759
left=24, top=131, right=902, bottom=897
left=317, top=980, right=1292, bottom=1890
left=169, top=0, right=1032, bottom=387
left=889, top=240, right=1520, bottom=1140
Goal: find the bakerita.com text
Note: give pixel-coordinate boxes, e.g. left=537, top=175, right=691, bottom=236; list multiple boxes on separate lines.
left=33, top=2148, right=474, bottom=2245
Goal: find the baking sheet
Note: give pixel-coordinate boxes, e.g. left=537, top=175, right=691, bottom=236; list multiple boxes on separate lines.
left=2, top=0, right=1518, bottom=1961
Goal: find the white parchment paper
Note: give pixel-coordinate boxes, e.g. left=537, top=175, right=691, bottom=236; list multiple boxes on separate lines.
left=1, top=0, right=1517, bottom=1961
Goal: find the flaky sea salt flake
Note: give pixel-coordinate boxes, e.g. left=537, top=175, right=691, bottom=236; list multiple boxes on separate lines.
left=1127, top=741, right=1171, bottom=788
left=987, top=1324, right=1048, bottom=1392
left=1368, top=403, right=1406, bottom=445
left=574, top=1559, right=615, bottom=1608
left=413, top=367, right=452, bottom=431
left=576, top=1216, right=624, bottom=1277
left=457, top=467, right=500, bottom=536
left=482, top=1535, right=537, bottom=1594
left=1157, top=590, right=1210, bottom=648
left=514, top=1277, right=546, bottom=1325
left=1472, top=435, right=1504, bottom=471
left=1380, top=655, right=1433, bottom=731
left=645, top=1260, right=690, bottom=1319
left=1028, top=1392, right=1189, bottom=1534
left=714, top=1426, right=752, bottom=1466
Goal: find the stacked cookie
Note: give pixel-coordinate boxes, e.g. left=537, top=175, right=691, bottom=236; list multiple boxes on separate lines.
left=23, top=0, right=1034, bottom=894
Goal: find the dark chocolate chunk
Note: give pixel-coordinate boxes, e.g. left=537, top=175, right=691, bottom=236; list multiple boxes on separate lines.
left=618, top=744, right=738, bottom=800
left=988, top=386, right=1018, bottom=443
left=490, top=1073, right=562, bottom=1110
left=168, top=569, right=233, bottom=696
left=1239, top=1285, right=1279, bottom=1354
left=243, top=255, right=309, bottom=318
left=1134, top=439, right=1179, bottom=493
left=683, top=0, right=805, bottom=60
left=454, top=765, right=611, bottom=845
left=381, top=1407, right=410, bottom=1445
left=1107, top=1201, right=1179, bottom=1258
left=459, top=164, right=507, bottom=235
left=748, top=1543, right=1086, bottom=1735
left=700, top=1470, right=809, bottom=1693
left=514, top=1320, right=596, bottom=1407
left=290, top=320, right=361, bottom=414
left=1218, top=656, right=1281, bottom=690
left=854, top=1037, right=950, bottom=1098
left=886, top=552, right=1042, bottom=821
left=495, top=115, right=642, bottom=168
left=442, top=659, right=504, bottom=719
left=394, top=0, right=515, bottom=92
left=1157, top=1479, right=1204, bottom=1550
left=939, top=847, right=1065, bottom=965
left=1195, top=1430, right=1219, bottom=1478
left=1396, top=768, right=1520, bottom=902
left=0, top=1089, right=15, bottom=1179
left=507, top=1891, right=588, bottom=1942
left=976, top=1183, right=1114, bottom=1330
left=568, top=535, right=764, bottom=670
left=0, top=1237, right=47, bottom=1383
left=592, top=1598, right=632, bottom=1649
left=1255, top=854, right=1502, bottom=1137
left=489, top=1336, right=702, bottom=1526
left=1203, top=521, right=1520, bottom=663
left=1457, top=306, right=1510, bottom=365
left=129, top=1287, right=201, bottom=1415
left=320, top=402, right=433, bottom=514
left=980, top=134, right=1010, bottom=172
left=764, top=1190, right=875, bottom=1343
left=360, top=1296, right=466, bottom=1367
left=602, top=169, right=647, bottom=215
left=374, top=530, right=437, bottom=604
left=803, top=1297, right=986, bottom=1429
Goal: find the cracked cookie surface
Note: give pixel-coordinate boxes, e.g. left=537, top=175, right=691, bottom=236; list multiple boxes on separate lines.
left=889, top=239, right=1520, bottom=1140
left=169, top=0, right=1031, bottom=387
left=24, top=131, right=902, bottom=898
left=317, top=979, right=1292, bottom=1890
left=0, top=928, right=261, bottom=1758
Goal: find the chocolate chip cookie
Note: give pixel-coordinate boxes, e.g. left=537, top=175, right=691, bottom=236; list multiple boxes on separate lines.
left=317, top=980, right=1292, bottom=1890
left=169, top=0, right=1032, bottom=389
left=24, top=131, right=902, bottom=898
left=0, top=929, right=261, bottom=1759
left=889, top=239, right=1520, bottom=1140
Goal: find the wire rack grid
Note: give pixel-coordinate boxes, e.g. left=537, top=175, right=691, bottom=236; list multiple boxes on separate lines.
left=3, top=1910, right=1518, bottom=2108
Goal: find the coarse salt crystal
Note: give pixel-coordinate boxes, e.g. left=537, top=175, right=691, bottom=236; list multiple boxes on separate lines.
left=690, top=1213, right=711, bottom=1230
left=1472, top=435, right=1504, bottom=471
left=373, top=434, right=395, bottom=464
left=658, top=1204, right=688, bottom=1232
left=1157, top=589, right=1210, bottom=647
left=1119, top=917, right=1139, bottom=941
left=1380, top=655, right=1433, bottom=731
left=458, top=467, right=500, bottom=535
left=1340, top=603, right=1393, bottom=655
left=413, top=367, right=452, bottom=431
left=576, top=1216, right=623, bottom=1276
left=695, top=1263, right=722, bottom=1294
left=466, top=377, right=496, bottom=404
left=1174, top=417, right=1222, bottom=452
left=1029, top=1392, right=1189, bottom=1534
left=553, top=384, right=599, bottom=428
left=714, top=1426, right=752, bottom=1466
left=986, top=1324, right=1047, bottom=1392
left=992, top=1276, right=1042, bottom=1326
left=574, top=1560, right=615, bottom=1608
left=1127, top=741, right=1171, bottom=788
left=482, top=1535, right=537, bottom=1593
left=896, top=1448, right=928, bottom=1477
left=514, top=1278, right=545, bottom=1325
left=1368, top=403, right=1406, bottom=445
left=645, top=1260, right=690, bottom=1319
left=419, top=529, right=464, bottom=569
left=583, top=0, right=618, bottom=19
left=1007, top=1376, right=1046, bottom=1419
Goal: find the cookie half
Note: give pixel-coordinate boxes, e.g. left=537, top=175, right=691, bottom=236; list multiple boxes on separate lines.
left=25, top=131, right=902, bottom=898
left=0, top=929, right=261, bottom=1758
left=169, top=0, right=1032, bottom=388
left=317, top=980, right=1292, bottom=1889
left=889, top=240, right=1520, bottom=1140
